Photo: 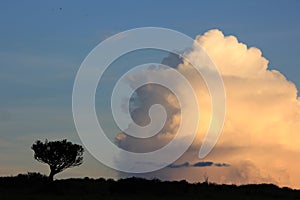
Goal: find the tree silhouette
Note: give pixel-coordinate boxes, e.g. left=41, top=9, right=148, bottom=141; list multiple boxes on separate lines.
left=31, top=139, right=84, bottom=181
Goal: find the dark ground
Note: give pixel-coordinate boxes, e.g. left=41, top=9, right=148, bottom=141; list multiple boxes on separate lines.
left=0, top=173, right=299, bottom=200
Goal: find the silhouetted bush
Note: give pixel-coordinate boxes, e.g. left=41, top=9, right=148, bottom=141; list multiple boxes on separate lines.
left=0, top=175, right=299, bottom=200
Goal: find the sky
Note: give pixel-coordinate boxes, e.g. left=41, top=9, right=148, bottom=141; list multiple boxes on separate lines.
left=1, top=0, right=300, bottom=188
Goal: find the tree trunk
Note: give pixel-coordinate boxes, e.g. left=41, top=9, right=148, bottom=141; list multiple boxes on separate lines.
left=49, top=170, right=55, bottom=181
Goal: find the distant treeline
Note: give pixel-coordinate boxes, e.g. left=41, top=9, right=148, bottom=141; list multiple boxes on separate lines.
left=0, top=173, right=299, bottom=200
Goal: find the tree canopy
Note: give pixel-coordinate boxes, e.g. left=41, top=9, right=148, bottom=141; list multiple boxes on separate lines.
left=31, top=139, right=84, bottom=181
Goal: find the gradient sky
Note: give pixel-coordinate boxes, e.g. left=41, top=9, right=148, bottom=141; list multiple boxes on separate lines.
left=1, top=0, right=300, bottom=186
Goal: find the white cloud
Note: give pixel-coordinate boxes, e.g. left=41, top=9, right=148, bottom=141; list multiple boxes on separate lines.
left=117, top=29, right=300, bottom=188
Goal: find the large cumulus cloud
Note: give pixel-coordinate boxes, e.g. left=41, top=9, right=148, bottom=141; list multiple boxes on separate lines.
left=116, top=29, right=300, bottom=188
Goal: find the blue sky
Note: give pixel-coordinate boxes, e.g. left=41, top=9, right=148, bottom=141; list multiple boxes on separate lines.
left=0, top=0, right=300, bottom=178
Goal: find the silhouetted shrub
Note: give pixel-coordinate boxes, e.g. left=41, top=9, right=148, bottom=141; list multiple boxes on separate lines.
left=0, top=175, right=300, bottom=199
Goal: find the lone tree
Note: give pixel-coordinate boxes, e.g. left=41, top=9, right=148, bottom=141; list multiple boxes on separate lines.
left=31, top=139, right=84, bottom=181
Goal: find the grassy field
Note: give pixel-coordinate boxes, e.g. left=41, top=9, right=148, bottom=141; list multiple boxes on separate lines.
left=0, top=173, right=299, bottom=200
